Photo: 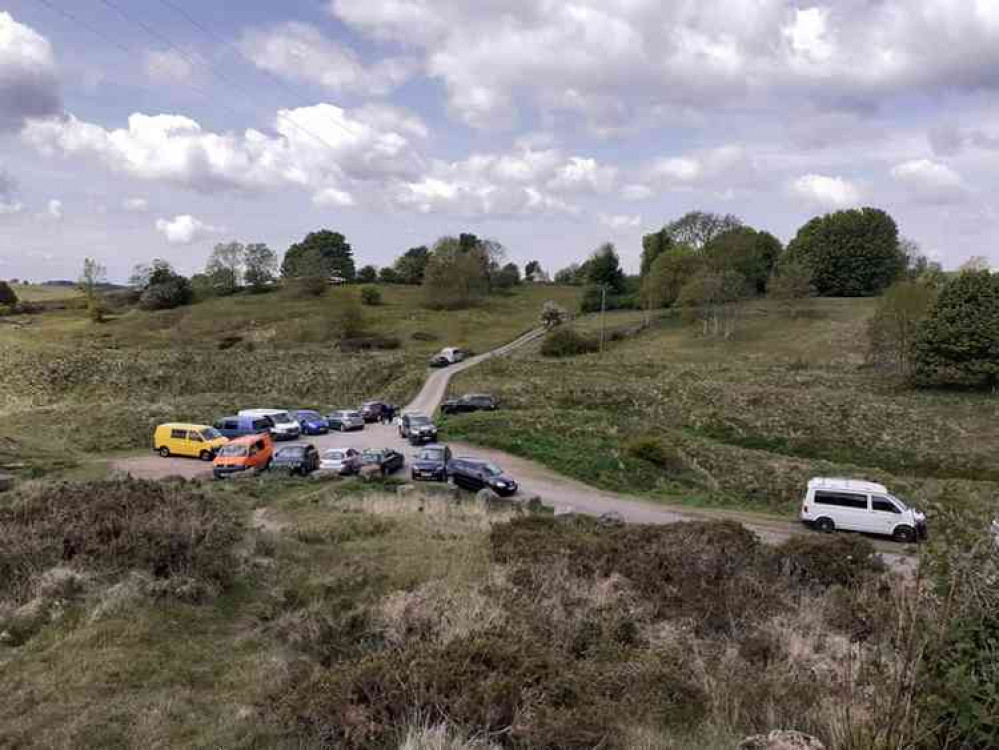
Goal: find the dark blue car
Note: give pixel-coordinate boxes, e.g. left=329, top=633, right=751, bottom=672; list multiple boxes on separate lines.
left=411, top=444, right=453, bottom=482
left=213, top=414, right=274, bottom=440
left=295, top=410, right=330, bottom=436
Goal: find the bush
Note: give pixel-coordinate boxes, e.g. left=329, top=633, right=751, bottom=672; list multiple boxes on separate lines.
left=773, top=535, right=885, bottom=588
left=288, top=275, right=328, bottom=297
left=625, top=436, right=688, bottom=475
left=139, top=278, right=193, bottom=310
left=580, top=285, right=640, bottom=313
left=86, top=299, right=106, bottom=323
left=0, top=280, right=18, bottom=307
left=0, top=477, right=243, bottom=604
left=338, top=335, right=401, bottom=352
left=360, top=286, right=382, bottom=306
left=540, top=327, right=599, bottom=358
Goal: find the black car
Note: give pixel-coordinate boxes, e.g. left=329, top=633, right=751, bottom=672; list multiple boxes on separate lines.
left=411, top=444, right=453, bottom=482
left=447, top=457, right=517, bottom=496
left=440, top=394, right=498, bottom=415
left=428, top=354, right=450, bottom=368
left=360, top=447, right=405, bottom=476
left=272, top=443, right=320, bottom=476
left=360, top=401, right=392, bottom=423
left=399, top=413, right=438, bottom=444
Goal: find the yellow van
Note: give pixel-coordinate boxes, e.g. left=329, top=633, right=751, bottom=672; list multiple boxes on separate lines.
left=154, top=423, right=228, bottom=461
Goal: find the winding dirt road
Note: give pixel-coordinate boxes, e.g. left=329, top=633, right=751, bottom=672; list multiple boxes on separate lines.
left=111, top=327, right=917, bottom=571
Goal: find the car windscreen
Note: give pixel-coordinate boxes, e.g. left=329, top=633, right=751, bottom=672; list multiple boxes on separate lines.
left=219, top=444, right=248, bottom=457
left=482, top=463, right=503, bottom=477
left=277, top=446, right=305, bottom=457
left=298, top=411, right=320, bottom=420
left=362, top=451, right=382, bottom=462
left=201, top=427, right=223, bottom=440
left=323, top=450, right=346, bottom=460
left=345, top=411, right=362, bottom=419
left=272, top=412, right=292, bottom=423
left=410, top=416, right=432, bottom=425
left=418, top=449, right=444, bottom=461
left=888, top=494, right=909, bottom=510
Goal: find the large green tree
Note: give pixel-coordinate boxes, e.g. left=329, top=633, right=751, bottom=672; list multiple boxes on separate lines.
left=243, top=243, right=278, bottom=291
left=665, top=211, right=743, bottom=250
left=204, top=241, right=244, bottom=295
left=785, top=207, right=904, bottom=296
left=640, top=228, right=673, bottom=277
left=393, top=245, right=430, bottom=285
left=915, top=270, right=999, bottom=388
left=641, top=245, right=704, bottom=309
left=586, top=242, right=626, bottom=293
left=703, top=227, right=783, bottom=294
left=422, top=236, right=490, bottom=310
left=281, top=230, right=356, bottom=281
left=0, top=280, right=18, bottom=308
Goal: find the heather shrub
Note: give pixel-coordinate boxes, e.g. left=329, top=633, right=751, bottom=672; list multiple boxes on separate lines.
left=540, top=327, right=598, bottom=358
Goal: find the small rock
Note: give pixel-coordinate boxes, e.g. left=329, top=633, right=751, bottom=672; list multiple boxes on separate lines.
left=312, top=469, right=344, bottom=482
left=397, top=484, right=417, bottom=498
left=0, top=472, right=14, bottom=493
left=737, top=730, right=826, bottom=750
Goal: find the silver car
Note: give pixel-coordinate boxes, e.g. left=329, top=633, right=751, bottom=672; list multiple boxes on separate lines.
left=320, top=447, right=362, bottom=475
left=327, top=410, right=365, bottom=432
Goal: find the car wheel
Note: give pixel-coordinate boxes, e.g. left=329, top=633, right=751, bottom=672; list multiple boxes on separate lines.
left=815, top=517, right=835, bottom=534
left=158, top=446, right=170, bottom=458
left=892, top=525, right=916, bottom=544
left=200, top=450, right=213, bottom=462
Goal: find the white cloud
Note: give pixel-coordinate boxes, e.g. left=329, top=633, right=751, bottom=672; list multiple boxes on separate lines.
left=45, top=198, right=62, bottom=219
left=329, top=1, right=999, bottom=131
left=651, top=157, right=702, bottom=183
left=144, top=49, right=196, bottom=84
left=599, top=213, right=642, bottom=230
left=621, top=184, right=653, bottom=201
left=122, top=197, right=149, bottom=212
left=790, top=174, right=862, bottom=208
left=0, top=12, right=61, bottom=131
left=155, top=214, right=220, bottom=245
left=238, top=22, right=414, bottom=96
left=23, top=104, right=427, bottom=205
left=0, top=200, right=22, bottom=215
left=647, top=145, right=757, bottom=191
left=891, top=159, right=965, bottom=203
left=0, top=169, right=22, bottom=214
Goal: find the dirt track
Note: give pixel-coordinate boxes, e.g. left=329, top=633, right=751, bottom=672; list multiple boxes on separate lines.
left=111, top=327, right=917, bottom=572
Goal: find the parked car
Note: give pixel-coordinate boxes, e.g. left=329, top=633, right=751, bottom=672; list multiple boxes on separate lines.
left=428, top=347, right=469, bottom=367
left=213, top=414, right=274, bottom=440
left=446, top=457, right=518, bottom=496
left=213, top=433, right=273, bottom=479
left=399, top=413, right=438, bottom=444
left=800, top=477, right=927, bottom=543
left=360, top=447, right=405, bottom=476
left=272, top=443, right=321, bottom=476
left=295, top=409, right=330, bottom=436
left=327, top=409, right=365, bottom=432
left=238, top=409, right=301, bottom=441
left=319, top=447, right=362, bottom=475
left=440, top=394, right=498, bottom=415
left=411, top=444, right=453, bottom=482
left=154, top=423, right=228, bottom=460
left=360, top=401, right=391, bottom=423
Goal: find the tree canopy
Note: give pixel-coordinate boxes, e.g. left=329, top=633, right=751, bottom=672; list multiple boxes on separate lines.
left=664, top=211, right=743, bottom=250
left=586, top=242, right=626, bottom=293
left=393, top=245, right=430, bottom=285
left=785, top=207, right=904, bottom=296
left=422, top=235, right=490, bottom=309
left=703, top=227, right=783, bottom=294
left=640, top=228, right=673, bottom=277
left=641, top=245, right=703, bottom=309
left=0, top=280, right=17, bottom=307
left=281, top=230, right=356, bottom=281
left=915, top=270, right=999, bottom=388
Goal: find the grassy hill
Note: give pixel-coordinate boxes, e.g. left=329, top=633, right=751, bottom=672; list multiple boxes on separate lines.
left=443, top=298, right=999, bottom=518
left=0, top=284, right=580, bottom=476
left=8, top=283, right=83, bottom=303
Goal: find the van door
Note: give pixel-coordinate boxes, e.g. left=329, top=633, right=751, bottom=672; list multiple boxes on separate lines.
left=871, top=495, right=902, bottom=535
left=813, top=490, right=869, bottom=531
left=187, top=430, right=206, bottom=457
left=169, top=427, right=190, bottom=456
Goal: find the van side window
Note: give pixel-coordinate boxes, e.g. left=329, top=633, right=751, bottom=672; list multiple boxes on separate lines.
left=252, top=419, right=268, bottom=431
left=171, top=429, right=187, bottom=440
left=814, top=491, right=867, bottom=509
left=872, top=496, right=900, bottom=514
left=224, top=420, right=238, bottom=431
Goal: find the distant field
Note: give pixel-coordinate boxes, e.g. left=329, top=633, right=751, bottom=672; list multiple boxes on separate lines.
left=9, top=284, right=82, bottom=302
left=445, top=297, right=999, bottom=517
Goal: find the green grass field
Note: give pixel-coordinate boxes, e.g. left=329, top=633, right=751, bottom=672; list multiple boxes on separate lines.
left=8, top=284, right=82, bottom=302
left=444, top=299, right=999, bottom=518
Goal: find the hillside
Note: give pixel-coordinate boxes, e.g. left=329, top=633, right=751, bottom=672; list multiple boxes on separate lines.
left=0, top=284, right=581, bottom=477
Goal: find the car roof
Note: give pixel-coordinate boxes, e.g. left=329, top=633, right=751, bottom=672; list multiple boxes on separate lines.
left=227, top=434, right=266, bottom=445
left=240, top=409, right=288, bottom=416
left=159, top=422, right=212, bottom=431
left=808, top=477, right=888, bottom=494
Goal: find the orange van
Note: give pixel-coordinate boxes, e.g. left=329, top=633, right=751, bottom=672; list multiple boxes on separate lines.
left=213, top=433, right=273, bottom=479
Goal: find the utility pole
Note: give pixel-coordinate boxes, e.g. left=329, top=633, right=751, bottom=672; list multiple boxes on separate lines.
left=599, top=284, right=607, bottom=354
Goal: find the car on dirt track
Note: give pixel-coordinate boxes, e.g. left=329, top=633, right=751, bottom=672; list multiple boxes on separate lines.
left=326, top=410, right=365, bottom=432
left=446, top=457, right=518, bottom=496
left=319, top=447, right=362, bottom=475
left=213, top=433, right=273, bottom=479
left=294, top=410, right=330, bottom=436
left=399, top=413, right=438, bottom=444
left=429, top=347, right=470, bottom=368
left=440, top=394, right=498, bottom=415
left=360, top=447, right=405, bottom=476
left=271, top=443, right=321, bottom=476
left=154, top=423, right=228, bottom=460
left=800, top=477, right=927, bottom=543
left=411, top=444, right=453, bottom=482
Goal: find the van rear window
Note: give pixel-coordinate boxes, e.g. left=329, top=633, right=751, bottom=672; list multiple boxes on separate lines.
left=814, top=491, right=867, bottom=509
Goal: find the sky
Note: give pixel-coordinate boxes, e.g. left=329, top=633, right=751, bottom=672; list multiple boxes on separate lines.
left=2, top=0, right=999, bottom=282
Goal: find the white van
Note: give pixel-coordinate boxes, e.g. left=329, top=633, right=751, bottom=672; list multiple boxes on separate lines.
left=800, top=477, right=927, bottom=543
left=439, top=347, right=468, bottom=364
left=238, top=409, right=301, bottom=441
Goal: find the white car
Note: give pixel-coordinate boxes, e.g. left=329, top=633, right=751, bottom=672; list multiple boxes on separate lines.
left=800, top=477, right=927, bottom=543
left=320, top=447, right=362, bottom=475
left=238, top=409, right=301, bottom=441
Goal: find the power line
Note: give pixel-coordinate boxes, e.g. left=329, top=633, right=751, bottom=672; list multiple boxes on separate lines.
left=97, top=0, right=358, bottom=149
